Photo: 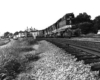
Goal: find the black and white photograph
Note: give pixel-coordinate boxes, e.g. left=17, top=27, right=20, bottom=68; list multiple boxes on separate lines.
left=0, top=0, right=100, bottom=80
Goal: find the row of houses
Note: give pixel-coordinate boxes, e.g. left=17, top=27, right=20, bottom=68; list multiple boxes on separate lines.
left=7, top=27, right=39, bottom=39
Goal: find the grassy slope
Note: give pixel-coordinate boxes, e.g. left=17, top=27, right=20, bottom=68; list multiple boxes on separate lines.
left=0, top=38, right=38, bottom=80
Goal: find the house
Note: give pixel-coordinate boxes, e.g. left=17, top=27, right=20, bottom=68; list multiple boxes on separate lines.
left=13, top=34, right=19, bottom=39
left=30, top=28, right=39, bottom=39
left=13, top=32, right=19, bottom=39
left=18, top=31, right=26, bottom=37
left=97, top=30, right=100, bottom=34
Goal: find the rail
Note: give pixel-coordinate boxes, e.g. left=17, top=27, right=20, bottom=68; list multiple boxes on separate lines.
left=39, top=38, right=100, bottom=57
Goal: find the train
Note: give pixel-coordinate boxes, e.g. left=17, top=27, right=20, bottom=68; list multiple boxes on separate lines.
left=38, top=13, right=81, bottom=38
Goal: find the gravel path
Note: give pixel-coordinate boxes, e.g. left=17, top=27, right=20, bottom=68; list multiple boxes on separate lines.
left=17, top=40, right=99, bottom=80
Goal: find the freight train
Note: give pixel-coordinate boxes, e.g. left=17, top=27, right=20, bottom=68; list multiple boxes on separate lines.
left=38, top=13, right=81, bottom=38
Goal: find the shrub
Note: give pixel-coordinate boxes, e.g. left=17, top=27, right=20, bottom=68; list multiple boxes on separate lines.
left=0, top=39, right=36, bottom=80
left=0, top=59, right=22, bottom=80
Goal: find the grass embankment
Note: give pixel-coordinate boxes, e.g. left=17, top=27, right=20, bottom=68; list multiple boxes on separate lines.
left=0, top=38, right=39, bottom=80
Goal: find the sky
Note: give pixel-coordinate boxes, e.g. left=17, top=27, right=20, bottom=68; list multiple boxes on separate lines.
left=0, top=0, right=100, bottom=36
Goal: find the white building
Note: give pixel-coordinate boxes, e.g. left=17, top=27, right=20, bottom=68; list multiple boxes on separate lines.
left=97, top=30, right=100, bottom=34
left=31, top=28, right=39, bottom=39
left=26, top=27, right=39, bottom=39
left=18, top=31, right=26, bottom=37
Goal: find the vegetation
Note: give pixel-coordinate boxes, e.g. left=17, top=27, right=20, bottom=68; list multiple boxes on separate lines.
left=0, top=38, right=100, bottom=80
left=71, top=12, right=100, bottom=35
left=4, top=32, right=13, bottom=38
left=0, top=39, right=10, bottom=46
left=0, top=38, right=39, bottom=80
left=14, top=31, right=19, bottom=35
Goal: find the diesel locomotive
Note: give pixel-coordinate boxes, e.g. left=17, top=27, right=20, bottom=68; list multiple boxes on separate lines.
left=38, top=13, right=81, bottom=38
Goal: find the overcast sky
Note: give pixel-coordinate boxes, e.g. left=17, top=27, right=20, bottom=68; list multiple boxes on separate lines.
left=0, top=0, right=100, bottom=35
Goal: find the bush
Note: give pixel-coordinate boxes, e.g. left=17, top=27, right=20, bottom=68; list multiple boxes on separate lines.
left=0, top=53, right=38, bottom=80
left=0, top=38, right=37, bottom=80
left=0, top=59, right=22, bottom=79
left=78, top=22, right=93, bottom=34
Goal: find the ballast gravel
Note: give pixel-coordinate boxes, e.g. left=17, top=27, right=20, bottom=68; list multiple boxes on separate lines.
left=17, top=40, right=99, bottom=80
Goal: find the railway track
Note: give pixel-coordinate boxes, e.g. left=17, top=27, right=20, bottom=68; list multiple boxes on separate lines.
left=37, top=38, right=100, bottom=74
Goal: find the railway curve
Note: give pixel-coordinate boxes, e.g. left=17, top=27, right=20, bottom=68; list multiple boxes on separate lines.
left=37, top=38, right=100, bottom=75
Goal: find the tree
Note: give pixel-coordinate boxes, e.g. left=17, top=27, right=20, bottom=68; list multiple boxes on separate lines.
left=91, top=24, right=98, bottom=34
left=19, top=31, right=23, bottom=33
left=4, top=32, right=10, bottom=38
left=75, top=12, right=92, bottom=24
left=14, top=31, right=19, bottom=35
left=78, top=22, right=93, bottom=34
left=92, top=16, right=100, bottom=33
